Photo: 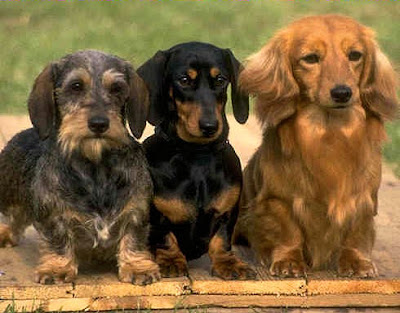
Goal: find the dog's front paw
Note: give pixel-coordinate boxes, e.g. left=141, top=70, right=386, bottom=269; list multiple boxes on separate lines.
left=0, top=224, right=18, bottom=247
left=159, top=258, right=188, bottom=278
left=156, top=247, right=188, bottom=278
left=338, top=249, right=378, bottom=278
left=211, top=255, right=257, bottom=280
left=119, top=264, right=161, bottom=285
left=269, top=259, right=306, bottom=278
left=35, top=255, right=78, bottom=284
left=118, top=250, right=161, bottom=285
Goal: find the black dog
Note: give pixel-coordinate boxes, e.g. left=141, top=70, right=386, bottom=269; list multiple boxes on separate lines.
left=0, top=50, right=160, bottom=285
left=138, top=42, right=255, bottom=280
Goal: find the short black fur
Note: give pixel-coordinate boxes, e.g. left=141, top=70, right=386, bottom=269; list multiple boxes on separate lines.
left=138, top=42, right=255, bottom=280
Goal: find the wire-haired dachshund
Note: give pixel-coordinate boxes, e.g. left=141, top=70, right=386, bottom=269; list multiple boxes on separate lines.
left=0, top=50, right=160, bottom=285
left=137, top=42, right=256, bottom=280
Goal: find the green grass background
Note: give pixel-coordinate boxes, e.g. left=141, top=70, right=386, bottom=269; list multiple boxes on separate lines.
left=0, top=0, right=399, bottom=172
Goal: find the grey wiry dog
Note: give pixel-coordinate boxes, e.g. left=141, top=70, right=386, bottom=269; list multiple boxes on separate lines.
left=0, top=50, right=160, bottom=285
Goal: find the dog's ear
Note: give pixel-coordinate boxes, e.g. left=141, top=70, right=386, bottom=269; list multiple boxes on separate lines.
left=137, top=50, right=169, bottom=126
left=239, top=30, right=299, bottom=127
left=223, top=49, right=249, bottom=124
left=125, top=63, right=149, bottom=139
left=28, top=63, right=57, bottom=140
left=360, top=28, right=399, bottom=121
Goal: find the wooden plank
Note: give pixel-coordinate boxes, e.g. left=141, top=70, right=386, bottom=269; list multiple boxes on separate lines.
left=2, top=294, right=400, bottom=312
left=307, top=271, right=400, bottom=295
left=0, top=278, right=191, bottom=300
left=304, top=294, right=400, bottom=307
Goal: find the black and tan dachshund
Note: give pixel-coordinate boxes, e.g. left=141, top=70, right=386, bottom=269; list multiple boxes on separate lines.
left=0, top=50, right=160, bottom=285
left=138, top=42, right=256, bottom=280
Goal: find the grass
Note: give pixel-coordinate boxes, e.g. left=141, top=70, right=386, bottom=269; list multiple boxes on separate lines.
left=0, top=1, right=399, bottom=172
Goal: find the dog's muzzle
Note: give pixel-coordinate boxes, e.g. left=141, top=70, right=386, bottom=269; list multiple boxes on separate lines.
left=330, top=85, right=352, bottom=107
left=199, top=119, right=219, bottom=137
left=88, top=116, right=110, bottom=134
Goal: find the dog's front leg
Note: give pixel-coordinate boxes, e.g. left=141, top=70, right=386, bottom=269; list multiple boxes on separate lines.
left=249, top=199, right=307, bottom=278
left=34, top=217, right=78, bottom=285
left=155, top=231, right=188, bottom=278
left=208, top=217, right=256, bottom=280
left=118, top=221, right=160, bottom=285
left=338, top=210, right=377, bottom=277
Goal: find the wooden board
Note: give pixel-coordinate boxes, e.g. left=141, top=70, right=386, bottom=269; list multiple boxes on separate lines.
left=1, top=115, right=400, bottom=311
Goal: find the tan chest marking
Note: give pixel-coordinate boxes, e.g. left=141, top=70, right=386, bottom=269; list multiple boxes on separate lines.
left=208, top=185, right=241, bottom=215
left=153, top=197, right=195, bottom=223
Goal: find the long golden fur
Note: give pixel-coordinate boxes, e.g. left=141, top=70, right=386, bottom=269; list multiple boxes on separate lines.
left=234, top=15, right=398, bottom=278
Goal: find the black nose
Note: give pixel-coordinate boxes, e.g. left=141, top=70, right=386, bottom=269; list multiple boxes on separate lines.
left=330, top=85, right=352, bottom=103
left=88, top=116, right=110, bottom=134
left=199, top=119, right=219, bottom=137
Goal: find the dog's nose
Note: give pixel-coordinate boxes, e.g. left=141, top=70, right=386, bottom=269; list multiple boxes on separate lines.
left=330, top=85, right=352, bottom=103
left=199, top=119, right=219, bottom=137
left=88, top=116, right=110, bottom=134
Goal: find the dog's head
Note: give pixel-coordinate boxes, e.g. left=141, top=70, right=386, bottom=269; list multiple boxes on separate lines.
left=137, top=42, right=249, bottom=144
left=28, top=50, right=148, bottom=161
left=239, top=15, right=398, bottom=126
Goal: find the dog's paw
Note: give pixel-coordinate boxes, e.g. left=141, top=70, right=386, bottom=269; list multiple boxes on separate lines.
left=35, top=258, right=78, bottom=285
left=211, top=256, right=257, bottom=280
left=119, top=266, right=161, bottom=286
left=269, top=259, right=306, bottom=278
left=0, top=224, right=17, bottom=247
left=159, top=259, right=188, bottom=278
left=338, top=252, right=378, bottom=278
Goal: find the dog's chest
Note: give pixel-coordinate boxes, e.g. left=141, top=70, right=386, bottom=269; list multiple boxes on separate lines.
left=152, top=151, right=229, bottom=210
left=42, top=151, right=135, bottom=217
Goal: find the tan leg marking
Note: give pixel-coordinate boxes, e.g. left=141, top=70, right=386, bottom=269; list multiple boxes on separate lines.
left=155, top=232, right=188, bottom=278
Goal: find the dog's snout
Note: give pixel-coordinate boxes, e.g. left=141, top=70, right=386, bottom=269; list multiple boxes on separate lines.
left=330, top=85, right=352, bottom=103
left=88, top=116, right=110, bottom=134
left=199, top=119, right=219, bottom=137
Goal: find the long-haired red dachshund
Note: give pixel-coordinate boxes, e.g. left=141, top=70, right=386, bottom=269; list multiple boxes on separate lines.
left=234, top=15, right=398, bottom=278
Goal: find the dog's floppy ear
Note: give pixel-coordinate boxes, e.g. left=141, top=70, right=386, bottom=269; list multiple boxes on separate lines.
left=137, top=50, right=169, bottom=126
left=360, top=28, right=399, bottom=120
left=28, top=63, right=57, bottom=140
left=239, top=30, right=299, bottom=127
left=125, top=63, right=149, bottom=139
left=223, top=49, right=249, bottom=124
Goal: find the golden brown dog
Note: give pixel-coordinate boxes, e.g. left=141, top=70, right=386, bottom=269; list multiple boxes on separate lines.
left=234, top=15, right=398, bottom=278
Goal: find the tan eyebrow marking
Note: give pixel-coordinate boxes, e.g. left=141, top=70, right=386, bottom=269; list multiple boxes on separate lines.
left=187, top=68, right=198, bottom=80
left=210, top=67, right=220, bottom=78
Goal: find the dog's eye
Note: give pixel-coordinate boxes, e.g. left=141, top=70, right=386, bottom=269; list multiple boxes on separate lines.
left=348, top=50, right=362, bottom=62
left=302, top=53, right=320, bottom=64
left=70, top=80, right=84, bottom=92
left=215, top=75, right=226, bottom=86
left=110, top=82, right=124, bottom=94
left=178, top=75, right=191, bottom=87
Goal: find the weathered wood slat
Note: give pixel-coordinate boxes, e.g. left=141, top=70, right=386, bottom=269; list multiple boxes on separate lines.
left=2, top=294, right=400, bottom=312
